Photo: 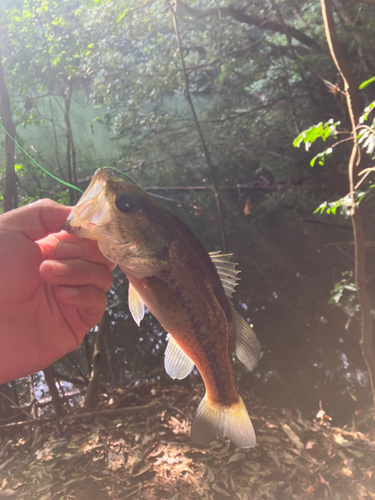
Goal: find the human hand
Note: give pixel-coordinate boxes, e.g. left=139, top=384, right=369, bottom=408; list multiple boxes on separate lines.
left=0, top=199, right=115, bottom=384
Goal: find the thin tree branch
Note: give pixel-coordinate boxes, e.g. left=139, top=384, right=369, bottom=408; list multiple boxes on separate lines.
left=177, top=1, right=318, bottom=48
left=85, top=312, right=108, bottom=409
left=321, top=0, right=375, bottom=407
left=170, top=1, right=228, bottom=252
left=0, top=399, right=158, bottom=430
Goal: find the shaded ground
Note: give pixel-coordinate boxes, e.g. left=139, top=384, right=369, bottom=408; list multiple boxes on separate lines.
left=0, top=383, right=374, bottom=500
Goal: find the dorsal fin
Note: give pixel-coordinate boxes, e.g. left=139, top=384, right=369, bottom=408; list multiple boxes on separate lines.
left=210, top=252, right=261, bottom=371
left=164, top=334, right=195, bottom=380
left=128, top=282, right=145, bottom=326
left=209, top=251, right=240, bottom=301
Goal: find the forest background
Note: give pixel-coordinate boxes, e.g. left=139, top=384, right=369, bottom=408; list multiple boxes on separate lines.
left=0, top=1, right=375, bottom=499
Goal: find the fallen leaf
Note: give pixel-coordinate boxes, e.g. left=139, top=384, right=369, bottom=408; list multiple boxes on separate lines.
left=305, top=439, right=317, bottom=450
left=228, top=452, right=245, bottom=464
left=132, top=461, right=151, bottom=477
left=346, top=449, right=364, bottom=458
left=334, top=434, right=353, bottom=448
left=107, top=450, right=126, bottom=470
left=244, top=198, right=252, bottom=216
left=280, top=423, right=304, bottom=450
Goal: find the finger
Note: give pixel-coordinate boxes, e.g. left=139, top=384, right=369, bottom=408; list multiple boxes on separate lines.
left=1, top=200, right=71, bottom=241
left=40, top=259, right=113, bottom=292
left=37, top=231, right=76, bottom=260
left=54, top=238, right=116, bottom=270
left=38, top=232, right=116, bottom=270
left=54, top=285, right=108, bottom=332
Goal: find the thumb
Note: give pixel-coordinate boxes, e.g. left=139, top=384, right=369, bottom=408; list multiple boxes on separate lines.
left=1, top=200, right=71, bottom=241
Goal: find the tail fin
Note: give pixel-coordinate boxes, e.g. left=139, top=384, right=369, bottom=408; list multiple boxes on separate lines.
left=190, top=395, right=256, bottom=449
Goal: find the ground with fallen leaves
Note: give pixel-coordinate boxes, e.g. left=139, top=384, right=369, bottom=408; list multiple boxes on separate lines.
left=0, top=383, right=374, bottom=500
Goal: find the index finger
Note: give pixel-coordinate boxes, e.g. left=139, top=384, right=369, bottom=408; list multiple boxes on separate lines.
left=39, top=232, right=116, bottom=270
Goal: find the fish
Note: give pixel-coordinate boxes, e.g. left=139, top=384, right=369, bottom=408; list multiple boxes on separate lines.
left=64, top=169, right=261, bottom=448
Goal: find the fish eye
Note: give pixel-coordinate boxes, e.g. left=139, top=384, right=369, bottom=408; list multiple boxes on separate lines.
left=115, top=192, right=134, bottom=213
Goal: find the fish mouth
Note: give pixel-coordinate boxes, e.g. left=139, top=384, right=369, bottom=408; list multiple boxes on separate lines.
left=64, top=170, right=112, bottom=237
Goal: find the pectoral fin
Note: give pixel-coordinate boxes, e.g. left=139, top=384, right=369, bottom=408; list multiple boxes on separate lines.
left=232, top=306, right=261, bottom=371
left=128, top=282, right=145, bottom=326
left=209, top=251, right=240, bottom=301
left=164, top=334, right=195, bottom=380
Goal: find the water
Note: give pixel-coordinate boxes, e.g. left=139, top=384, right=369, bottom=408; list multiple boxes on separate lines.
left=90, top=193, right=372, bottom=427
left=7, top=93, right=373, bottom=426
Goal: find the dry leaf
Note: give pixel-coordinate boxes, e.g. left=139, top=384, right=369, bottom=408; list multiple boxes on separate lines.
left=107, top=450, right=126, bottom=470
left=280, top=423, right=304, bottom=449
left=244, top=198, right=252, bottom=216
left=132, top=461, right=151, bottom=477
left=228, top=453, right=245, bottom=464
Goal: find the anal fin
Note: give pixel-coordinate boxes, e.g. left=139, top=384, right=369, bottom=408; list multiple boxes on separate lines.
left=128, top=282, right=145, bottom=326
left=164, top=334, right=195, bottom=380
left=232, top=306, right=261, bottom=371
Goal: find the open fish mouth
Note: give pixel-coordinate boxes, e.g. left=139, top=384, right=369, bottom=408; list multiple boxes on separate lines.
left=64, top=171, right=112, bottom=237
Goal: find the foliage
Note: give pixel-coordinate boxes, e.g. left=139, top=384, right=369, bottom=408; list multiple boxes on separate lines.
left=1, top=0, right=375, bottom=418
left=329, top=271, right=359, bottom=317
left=293, top=119, right=340, bottom=151
left=359, top=76, right=375, bottom=90
left=357, top=100, right=375, bottom=159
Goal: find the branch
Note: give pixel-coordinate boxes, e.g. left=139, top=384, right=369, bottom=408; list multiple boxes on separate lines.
left=144, top=181, right=294, bottom=191
left=0, top=400, right=158, bottom=430
left=321, top=0, right=375, bottom=407
left=177, top=1, right=318, bottom=48
left=85, top=312, right=108, bottom=409
left=0, top=52, right=17, bottom=212
left=51, top=367, right=109, bottom=392
left=43, top=366, right=64, bottom=416
left=170, top=2, right=228, bottom=252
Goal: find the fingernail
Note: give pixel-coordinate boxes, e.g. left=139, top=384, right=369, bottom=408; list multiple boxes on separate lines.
left=51, top=262, right=68, bottom=276
left=57, top=240, right=83, bottom=259
left=62, top=287, right=80, bottom=298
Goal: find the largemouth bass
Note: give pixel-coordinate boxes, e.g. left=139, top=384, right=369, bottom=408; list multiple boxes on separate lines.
left=65, top=169, right=261, bottom=448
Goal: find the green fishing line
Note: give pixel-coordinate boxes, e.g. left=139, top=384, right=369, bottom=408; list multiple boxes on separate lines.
left=0, top=122, right=83, bottom=193
left=0, top=124, right=144, bottom=194
left=102, top=165, right=143, bottom=189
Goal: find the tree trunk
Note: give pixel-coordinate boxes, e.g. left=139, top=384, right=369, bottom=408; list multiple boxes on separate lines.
left=0, top=383, right=20, bottom=419
left=104, top=320, right=119, bottom=386
left=0, top=52, right=17, bottom=212
left=321, top=0, right=375, bottom=407
left=43, top=366, right=65, bottom=416
left=85, top=312, right=109, bottom=409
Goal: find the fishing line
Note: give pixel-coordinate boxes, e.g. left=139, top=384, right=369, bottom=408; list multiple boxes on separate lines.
left=0, top=124, right=144, bottom=193
left=102, top=165, right=143, bottom=189
left=0, top=122, right=83, bottom=193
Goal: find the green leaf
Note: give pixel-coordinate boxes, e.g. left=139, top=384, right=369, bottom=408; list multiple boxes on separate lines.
left=117, top=9, right=129, bottom=22
left=359, top=76, right=375, bottom=90
left=359, top=101, right=375, bottom=123
left=344, top=284, right=359, bottom=292
left=310, top=147, right=332, bottom=167
left=293, top=120, right=340, bottom=151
